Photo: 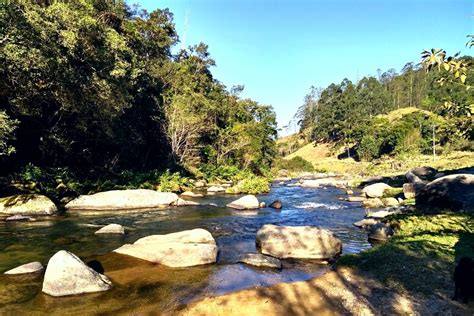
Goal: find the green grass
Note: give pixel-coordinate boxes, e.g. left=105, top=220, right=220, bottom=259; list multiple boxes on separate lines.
left=338, top=211, right=474, bottom=294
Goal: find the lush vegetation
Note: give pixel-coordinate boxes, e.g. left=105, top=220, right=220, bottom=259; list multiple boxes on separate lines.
left=0, top=1, right=277, bottom=195
left=294, top=50, right=473, bottom=161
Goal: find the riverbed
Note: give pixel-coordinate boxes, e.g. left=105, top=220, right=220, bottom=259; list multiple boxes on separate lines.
left=0, top=183, right=371, bottom=314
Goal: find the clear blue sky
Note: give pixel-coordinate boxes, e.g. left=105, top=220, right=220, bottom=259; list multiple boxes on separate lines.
left=133, top=0, right=473, bottom=135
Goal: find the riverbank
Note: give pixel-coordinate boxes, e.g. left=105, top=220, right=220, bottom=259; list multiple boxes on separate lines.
left=179, top=210, right=474, bottom=315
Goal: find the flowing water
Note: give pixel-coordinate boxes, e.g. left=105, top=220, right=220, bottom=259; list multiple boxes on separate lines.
left=0, top=183, right=371, bottom=314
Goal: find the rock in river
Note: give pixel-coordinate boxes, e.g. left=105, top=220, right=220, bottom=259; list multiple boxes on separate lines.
left=4, top=261, right=44, bottom=275
left=65, top=189, right=179, bottom=211
left=181, top=191, right=204, bottom=198
left=239, top=253, right=281, bottom=269
left=0, top=194, right=57, bottom=215
left=368, top=223, right=394, bottom=241
left=114, top=228, right=218, bottom=267
left=226, top=195, right=260, bottom=210
left=95, top=223, right=125, bottom=234
left=256, top=224, right=342, bottom=260
left=269, top=199, right=282, bottom=209
left=362, top=183, right=393, bottom=198
left=42, top=250, right=112, bottom=296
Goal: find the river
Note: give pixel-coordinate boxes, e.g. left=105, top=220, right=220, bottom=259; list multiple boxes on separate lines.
left=0, top=183, right=371, bottom=314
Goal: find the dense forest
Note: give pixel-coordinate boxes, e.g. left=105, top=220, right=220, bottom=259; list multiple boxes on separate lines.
left=293, top=54, right=473, bottom=161
left=0, top=1, right=277, bottom=185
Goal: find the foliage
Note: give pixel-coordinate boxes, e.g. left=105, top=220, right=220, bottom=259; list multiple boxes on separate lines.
left=356, top=135, right=381, bottom=162
left=0, top=1, right=277, bottom=182
left=273, top=156, right=314, bottom=172
left=226, top=174, right=270, bottom=194
left=0, top=110, right=17, bottom=156
left=158, top=170, right=192, bottom=192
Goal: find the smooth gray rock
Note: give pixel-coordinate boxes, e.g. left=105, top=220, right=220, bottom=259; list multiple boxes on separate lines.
left=114, top=229, right=218, bottom=267
left=5, top=215, right=33, bottom=222
left=256, top=224, right=342, bottom=260
left=362, top=183, right=393, bottom=198
left=42, top=250, right=112, bottom=296
left=353, top=218, right=378, bottom=229
left=362, top=198, right=384, bottom=208
left=65, top=189, right=179, bottom=211
left=4, top=261, right=44, bottom=275
left=180, top=191, right=204, bottom=198
left=239, top=253, right=281, bottom=268
left=95, top=223, right=125, bottom=234
left=226, top=195, right=260, bottom=210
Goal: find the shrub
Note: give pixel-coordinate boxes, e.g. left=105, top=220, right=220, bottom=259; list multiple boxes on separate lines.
left=226, top=175, right=270, bottom=194
left=356, top=135, right=380, bottom=161
left=273, top=156, right=314, bottom=172
left=158, top=170, right=192, bottom=192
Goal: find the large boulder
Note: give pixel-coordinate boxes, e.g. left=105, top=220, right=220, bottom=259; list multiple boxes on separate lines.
left=256, top=224, right=342, bottom=260
left=362, top=183, right=393, bottom=198
left=416, top=174, right=474, bottom=211
left=239, top=253, right=281, bottom=269
left=65, top=189, right=179, bottom=211
left=114, top=228, right=218, bottom=267
left=405, top=171, right=424, bottom=183
left=174, top=198, right=200, bottom=206
left=4, top=261, right=44, bottom=275
left=410, top=166, right=438, bottom=180
left=0, top=194, right=57, bottom=215
left=42, top=250, right=112, bottom=296
left=226, top=195, right=259, bottom=210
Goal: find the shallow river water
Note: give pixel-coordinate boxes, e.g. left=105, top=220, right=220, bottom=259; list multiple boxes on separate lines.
left=0, top=183, right=371, bottom=314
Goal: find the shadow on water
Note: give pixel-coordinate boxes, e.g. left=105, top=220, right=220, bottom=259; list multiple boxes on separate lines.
left=0, top=185, right=372, bottom=314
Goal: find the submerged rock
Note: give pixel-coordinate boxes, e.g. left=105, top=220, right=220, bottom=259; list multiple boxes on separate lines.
left=256, top=224, right=342, bottom=260
left=5, top=215, right=34, bottom=222
left=239, top=253, right=281, bottom=269
left=269, top=200, right=283, bottom=209
left=114, top=228, right=218, bottom=267
left=0, top=194, right=57, bottom=215
left=180, top=191, right=204, bottom=198
left=174, top=198, right=200, bottom=206
left=4, top=261, right=44, bottom=275
left=95, top=223, right=125, bottom=234
left=362, top=183, right=393, bottom=198
left=65, top=189, right=179, bottom=211
left=226, top=195, right=260, bottom=210
left=42, top=250, right=112, bottom=296
left=368, top=223, right=394, bottom=241
left=416, top=174, right=474, bottom=211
